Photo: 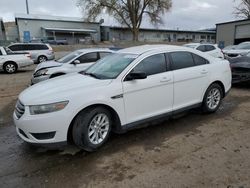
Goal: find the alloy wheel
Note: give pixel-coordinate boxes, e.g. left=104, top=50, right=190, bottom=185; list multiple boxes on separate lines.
left=206, top=88, right=221, bottom=110
left=88, top=113, right=110, bottom=145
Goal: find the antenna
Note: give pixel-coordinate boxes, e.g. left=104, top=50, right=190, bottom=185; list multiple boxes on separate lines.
left=26, top=0, right=30, bottom=14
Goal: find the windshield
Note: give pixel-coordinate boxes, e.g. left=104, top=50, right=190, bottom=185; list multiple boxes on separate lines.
left=236, top=43, right=250, bottom=50
left=57, top=51, right=82, bottom=63
left=184, top=44, right=197, bottom=49
left=82, top=53, right=137, bottom=79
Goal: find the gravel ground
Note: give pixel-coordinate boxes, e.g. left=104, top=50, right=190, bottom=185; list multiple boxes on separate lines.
left=0, top=55, right=250, bottom=188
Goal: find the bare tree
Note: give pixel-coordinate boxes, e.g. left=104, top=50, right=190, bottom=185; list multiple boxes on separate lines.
left=234, top=0, right=250, bottom=19
left=77, top=0, right=172, bottom=41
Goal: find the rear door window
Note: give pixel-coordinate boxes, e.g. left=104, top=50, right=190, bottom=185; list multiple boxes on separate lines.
left=77, top=52, right=99, bottom=63
left=192, top=53, right=209, bottom=66
left=132, top=54, right=167, bottom=76
left=205, top=45, right=216, bottom=51
left=170, top=52, right=195, bottom=70
left=196, top=45, right=206, bottom=52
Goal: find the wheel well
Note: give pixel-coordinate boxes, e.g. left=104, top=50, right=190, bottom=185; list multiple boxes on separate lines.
left=3, top=61, right=18, bottom=68
left=211, top=81, right=226, bottom=98
left=67, top=104, right=122, bottom=144
left=50, top=72, right=66, bottom=79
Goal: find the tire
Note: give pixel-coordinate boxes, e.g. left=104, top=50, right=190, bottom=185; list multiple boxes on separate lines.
left=3, top=62, right=17, bottom=74
left=202, top=83, right=223, bottom=113
left=37, top=55, right=47, bottom=63
left=72, top=107, right=112, bottom=151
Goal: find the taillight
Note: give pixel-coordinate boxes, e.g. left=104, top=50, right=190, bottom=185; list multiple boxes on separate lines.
left=25, top=53, right=31, bottom=59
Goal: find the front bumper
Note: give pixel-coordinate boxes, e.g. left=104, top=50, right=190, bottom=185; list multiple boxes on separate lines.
left=232, top=72, right=250, bottom=83
left=31, top=74, right=50, bottom=85
left=13, top=106, right=72, bottom=144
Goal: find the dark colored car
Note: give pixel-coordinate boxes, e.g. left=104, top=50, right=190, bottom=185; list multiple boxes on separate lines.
left=227, top=53, right=250, bottom=83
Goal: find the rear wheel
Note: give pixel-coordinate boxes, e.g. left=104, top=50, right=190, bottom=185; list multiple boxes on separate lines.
left=37, top=55, right=47, bottom=63
left=202, top=83, right=223, bottom=113
left=72, top=107, right=112, bottom=151
left=3, top=62, right=17, bottom=74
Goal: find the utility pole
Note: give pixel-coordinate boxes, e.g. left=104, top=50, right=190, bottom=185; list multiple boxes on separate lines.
left=26, top=0, right=30, bottom=14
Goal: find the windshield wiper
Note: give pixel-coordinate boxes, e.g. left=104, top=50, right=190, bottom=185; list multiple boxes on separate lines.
left=84, top=72, right=101, bottom=79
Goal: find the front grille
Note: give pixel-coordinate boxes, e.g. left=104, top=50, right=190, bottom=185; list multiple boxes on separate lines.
left=15, top=100, right=25, bottom=119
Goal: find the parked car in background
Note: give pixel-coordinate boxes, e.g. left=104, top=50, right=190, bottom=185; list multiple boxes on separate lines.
left=223, top=42, right=250, bottom=58
left=31, top=48, right=113, bottom=84
left=183, top=43, right=224, bottom=58
left=14, top=45, right=231, bottom=151
left=8, top=43, right=55, bottom=64
left=42, top=37, right=68, bottom=45
left=223, top=45, right=236, bottom=51
left=227, top=52, right=250, bottom=83
left=0, top=46, right=33, bottom=74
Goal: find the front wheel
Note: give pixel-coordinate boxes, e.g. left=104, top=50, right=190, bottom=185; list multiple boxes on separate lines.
left=72, top=107, right=112, bottom=151
left=202, top=83, right=223, bottom=113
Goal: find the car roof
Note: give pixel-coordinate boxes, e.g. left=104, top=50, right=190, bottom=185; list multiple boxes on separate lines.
left=9, top=43, right=48, bottom=46
left=118, top=45, right=194, bottom=55
left=77, top=48, right=113, bottom=53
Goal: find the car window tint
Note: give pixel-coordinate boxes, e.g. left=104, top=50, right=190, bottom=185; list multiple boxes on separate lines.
left=133, top=54, right=166, bottom=76
left=192, top=53, right=208, bottom=66
left=196, top=45, right=206, bottom=52
left=205, top=45, right=216, bottom=51
left=0, top=50, right=2, bottom=55
left=77, top=52, right=98, bottom=63
left=170, top=52, right=195, bottom=70
left=99, top=52, right=111, bottom=59
left=33, top=44, right=49, bottom=50
left=8, top=45, right=22, bottom=51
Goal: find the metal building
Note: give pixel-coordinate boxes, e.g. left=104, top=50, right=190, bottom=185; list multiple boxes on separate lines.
left=101, top=26, right=216, bottom=43
left=15, top=14, right=101, bottom=44
left=216, top=19, right=250, bottom=48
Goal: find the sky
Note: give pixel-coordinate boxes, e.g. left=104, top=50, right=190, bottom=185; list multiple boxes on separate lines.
left=0, top=0, right=241, bottom=30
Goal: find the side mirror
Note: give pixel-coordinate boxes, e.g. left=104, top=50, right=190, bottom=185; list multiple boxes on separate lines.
left=72, top=60, right=80, bottom=65
left=126, top=71, right=147, bottom=81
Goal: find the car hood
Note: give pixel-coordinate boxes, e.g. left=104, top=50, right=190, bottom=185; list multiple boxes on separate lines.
left=19, top=73, right=112, bottom=105
left=35, top=60, right=62, bottom=71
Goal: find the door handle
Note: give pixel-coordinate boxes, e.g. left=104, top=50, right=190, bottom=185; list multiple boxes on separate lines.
left=160, top=77, right=171, bottom=83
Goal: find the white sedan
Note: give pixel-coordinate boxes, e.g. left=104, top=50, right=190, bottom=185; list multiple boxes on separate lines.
left=14, top=45, right=231, bottom=151
left=183, top=43, right=224, bottom=59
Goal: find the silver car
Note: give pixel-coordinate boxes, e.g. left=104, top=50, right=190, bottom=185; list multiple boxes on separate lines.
left=8, top=43, right=55, bottom=63
left=31, top=48, right=113, bottom=84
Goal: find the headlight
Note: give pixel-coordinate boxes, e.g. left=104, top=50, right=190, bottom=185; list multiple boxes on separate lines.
left=29, top=101, right=68, bottom=115
left=34, top=68, right=48, bottom=77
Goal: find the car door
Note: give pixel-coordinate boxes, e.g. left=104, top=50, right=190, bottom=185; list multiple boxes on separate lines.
left=169, top=51, right=210, bottom=111
left=72, top=52, right=99, bottom=72
left=122, top=53, right=174, bottom=124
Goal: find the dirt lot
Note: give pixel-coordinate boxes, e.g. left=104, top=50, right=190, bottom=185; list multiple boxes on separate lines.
left=0, top=57, right=250, bottom=188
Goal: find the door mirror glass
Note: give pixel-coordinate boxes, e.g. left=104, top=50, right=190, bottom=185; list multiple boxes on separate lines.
left=72, top=60, right=80, bottom=65
left=126, top=71, right=147, bottom=81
